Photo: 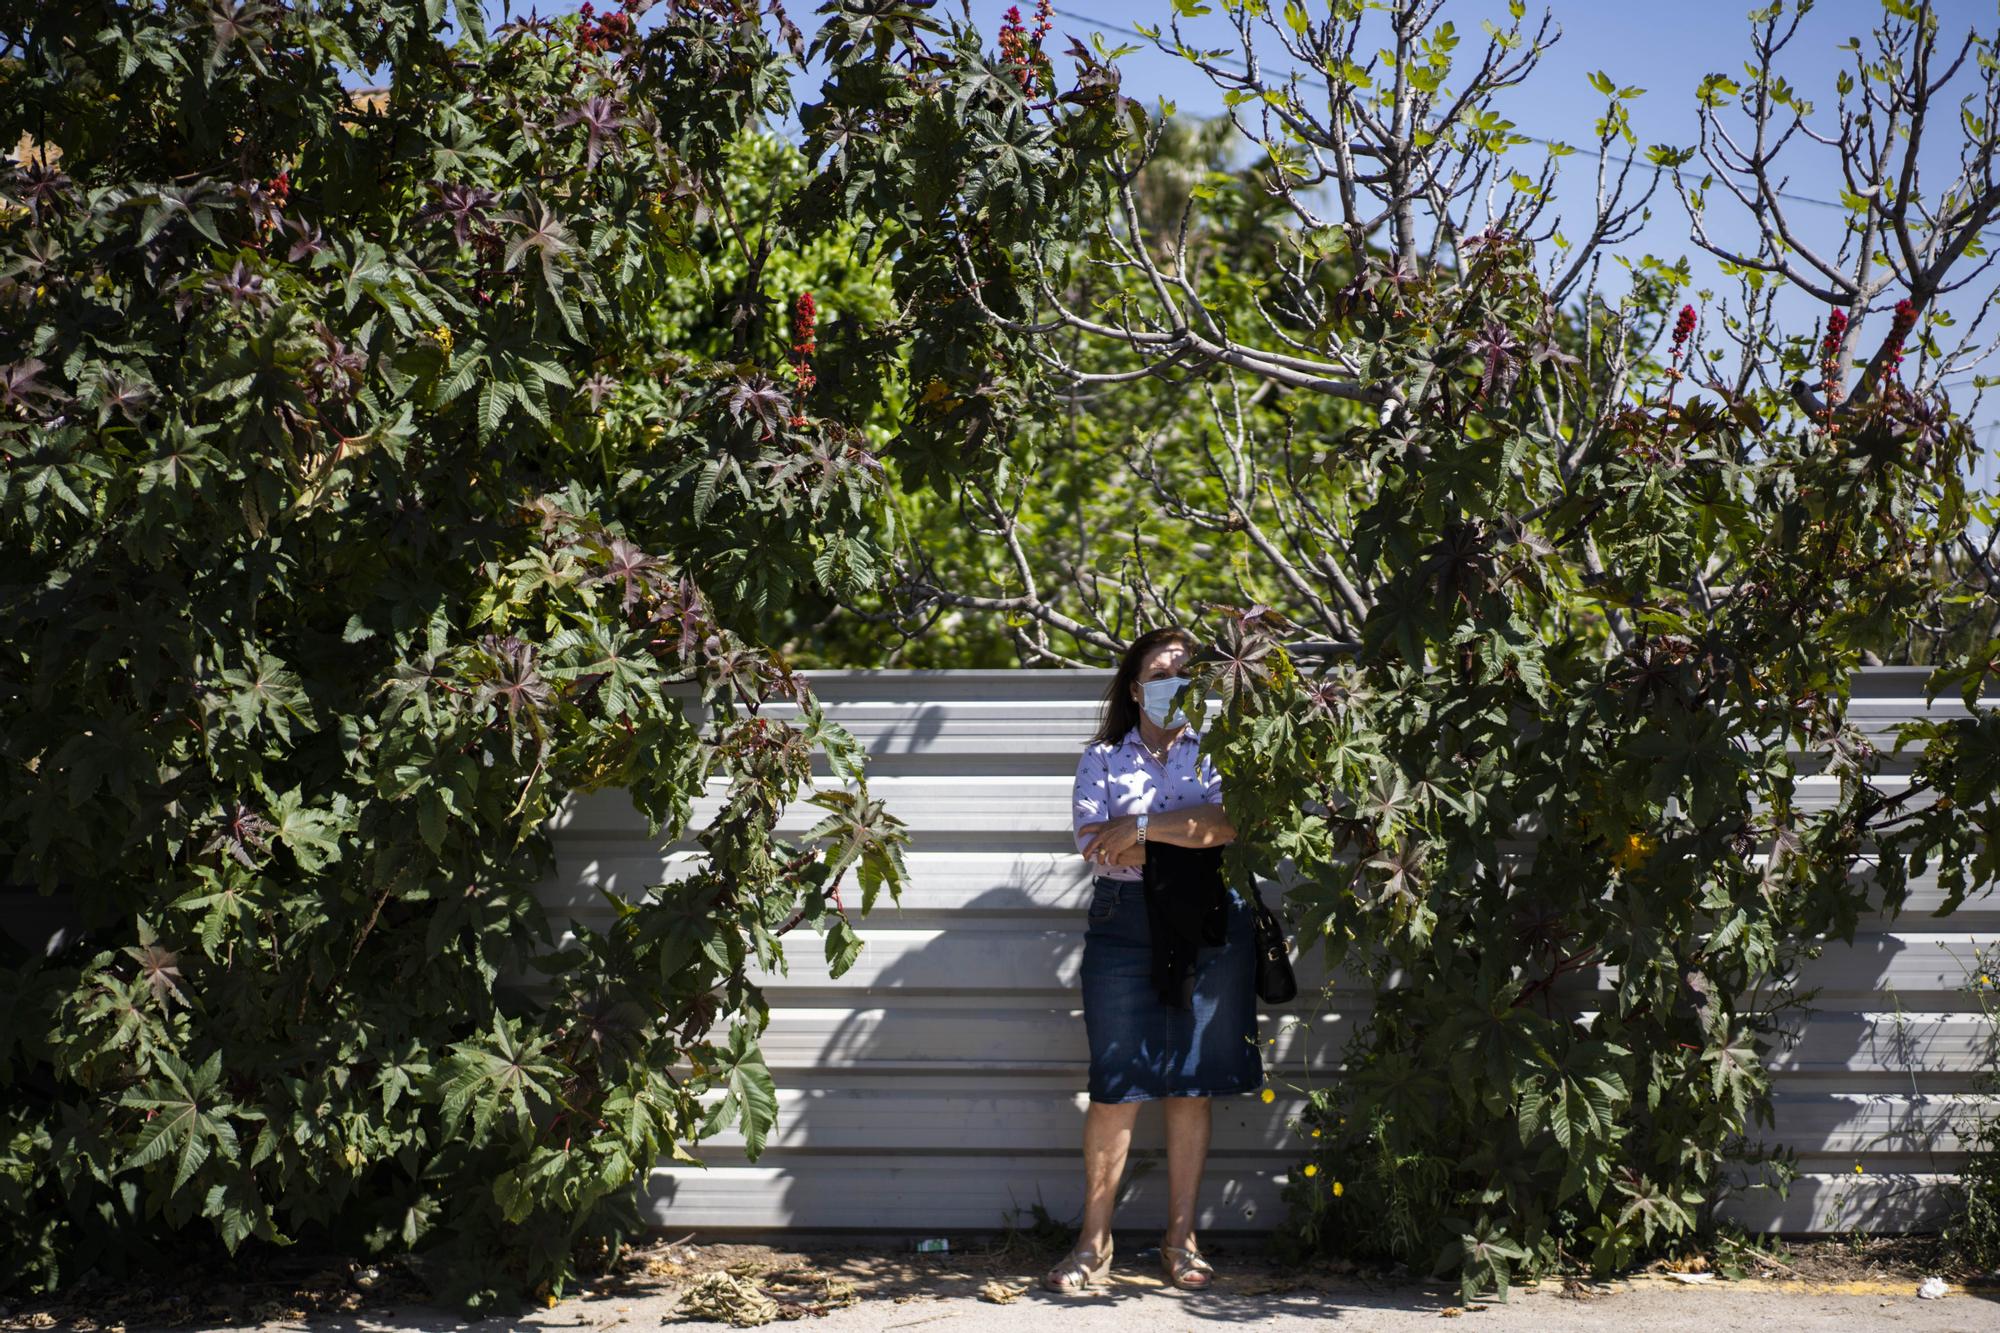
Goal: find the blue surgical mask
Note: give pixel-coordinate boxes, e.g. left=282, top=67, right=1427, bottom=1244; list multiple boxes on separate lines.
left=1140, top=675, right=1192, bottom=728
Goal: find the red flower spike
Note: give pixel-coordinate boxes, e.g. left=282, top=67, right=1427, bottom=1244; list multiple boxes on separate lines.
left=791, top=291, right=818, bottom=400
left=1880, top=297, right=1920, bottom=380
left=1817, top=308, right=1851, bottom=420
left=1820, top=308, right=1848, bottom=363
left=998, top=4, right=1043, bottom=91
left=1670, top=304, right=1696, bottom=360
left=793, top=290, right=817, bottom=356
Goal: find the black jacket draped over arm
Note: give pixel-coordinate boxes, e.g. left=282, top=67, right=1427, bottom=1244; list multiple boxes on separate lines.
left=1140, top=840, right=1229, bottom=1009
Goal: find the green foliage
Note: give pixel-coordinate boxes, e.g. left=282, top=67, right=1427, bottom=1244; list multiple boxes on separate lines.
left=797, top=0, right=2000, bottom=1298
left=5, top=0, right=1997, bottom=1307
left=0, top=1, right=916, bottom=1307
left=802, top=114, right=1380, bottom=668
left=1942, top=948, right=2000, bottom=1271
left=1184, top=248, right=2000, bottom=1294
left=793, top=1, right=1130, bottom=495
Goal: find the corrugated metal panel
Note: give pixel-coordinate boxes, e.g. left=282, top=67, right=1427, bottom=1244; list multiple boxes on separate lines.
left=535, top=669, right=1998, bottom=1237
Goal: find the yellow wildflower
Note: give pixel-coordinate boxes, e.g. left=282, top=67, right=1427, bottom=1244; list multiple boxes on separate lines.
left=1303, top=1164, right=1318, bottom=1178
left=1312, top=1128, right=1322, bottom=1138
left=1611, top=831, right=1659, bottom=872
left=427, top=324, right=454, bottom=358
left=1332, top=1181, right=1345, bottom=1197
left=1260, top=1088, right=1276, bottom=1104
left=1853, top=1162, right=1864, bottom=1174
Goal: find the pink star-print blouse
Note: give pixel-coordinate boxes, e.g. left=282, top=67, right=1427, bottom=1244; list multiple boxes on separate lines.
left=1070, top=726, right=1225, bottom=882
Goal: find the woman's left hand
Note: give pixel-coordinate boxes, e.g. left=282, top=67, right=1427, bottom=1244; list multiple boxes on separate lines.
left=1078, top=816, right=1142, bottom=866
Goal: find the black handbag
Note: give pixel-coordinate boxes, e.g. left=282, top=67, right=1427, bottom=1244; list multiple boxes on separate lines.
left=1249, top=885, right=1298, bottom=1005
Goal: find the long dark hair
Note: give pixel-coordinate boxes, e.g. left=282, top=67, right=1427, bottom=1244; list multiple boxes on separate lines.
left=1092, top=626, right=1200, bottom=745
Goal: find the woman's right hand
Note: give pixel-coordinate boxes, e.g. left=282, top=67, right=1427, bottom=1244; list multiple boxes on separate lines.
left=1078, top=815, right=1142, bottom=866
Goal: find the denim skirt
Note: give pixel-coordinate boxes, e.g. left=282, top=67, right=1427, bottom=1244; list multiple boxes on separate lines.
left=1080, top=876, right=1264, bottom=1104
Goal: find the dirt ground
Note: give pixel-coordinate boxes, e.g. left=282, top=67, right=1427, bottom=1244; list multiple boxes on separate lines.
left=2, top=1234, right=1994, bottom=1333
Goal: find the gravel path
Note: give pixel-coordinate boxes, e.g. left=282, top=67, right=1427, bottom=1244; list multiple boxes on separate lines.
left=11, top=1238, right=1988, bottom=1332
left=171, top=1272, right=1997, bottom=1333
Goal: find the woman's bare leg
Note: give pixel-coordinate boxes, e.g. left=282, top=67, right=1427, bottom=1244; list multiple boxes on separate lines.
left=1077, top=1100, right=1140, bottom=1254
left=1162, top=1095, right=1212, bottom=1251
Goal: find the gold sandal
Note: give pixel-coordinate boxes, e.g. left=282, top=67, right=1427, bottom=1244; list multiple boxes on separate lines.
left=1043, top=1243, right=1113, bottom=1293
left=1160, top=1241, right=1214, bottom=1290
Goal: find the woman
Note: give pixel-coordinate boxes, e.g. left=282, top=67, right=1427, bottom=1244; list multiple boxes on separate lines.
left=1046, top=626, right=1261, bottom=1294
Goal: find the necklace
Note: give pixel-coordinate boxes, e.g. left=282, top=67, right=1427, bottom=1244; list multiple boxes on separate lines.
left=1139, top=733, right=1173, bottom=765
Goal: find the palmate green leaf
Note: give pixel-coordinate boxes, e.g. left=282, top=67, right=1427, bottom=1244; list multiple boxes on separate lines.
left=491, top=1143, right=572, bottom=1225
left=429, top=1018, right=565, bottom=1144
left=701, top=1023, right=779, bottom=1159
left=794, top=698, right=865, bottom=786
left=542, top=622, right=665, bottom=722
left=1547, top=1065, right=1624, bottom=1155
left=478, top=378, right=512, bottom=439
left=1699, top=1030, right=1764, bottom=1120
left=822, top=914, right=863, bottom=978
left=203, top=1168, right=283, bottom=1254
left=1612, top=1171, right=1698, bottom=1245
left=450, top=0, right=487, bottom=45
left=803, top=787, right=909, bottom=913
left=600, top=1074, right=690, bottom=1166
left=172, top=870, right=258, bottom=960
left=374, top=1049, right=433, bottom=1116
left=120, top=1051, right=240, bottom=1193
left=693, top=453, right=732, bottom=523
left=1440, top=1218, right=1529, bottom=1304
left=638, top=876, right=727, bottom=984
left=214, top=648, right=318, bottom=743
left=417, top=787, right=448, bottom=854
left=513, top=377, right=553, bottom=430
left=1350, top=1050, right=1448, bottom=1143
left=268, top=786, right=346, bottom=871
left=1435, top=980, right=1554, bottom=1115
left=432, top=349, right=486, bottom=405
left=699, top=921, right=739, bottom=975
left=1516, top=1082, right=1546, bottom=1143
left=398, top=1196, right=444, bottom=1249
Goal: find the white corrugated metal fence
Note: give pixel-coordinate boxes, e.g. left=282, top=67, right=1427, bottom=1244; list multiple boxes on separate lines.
left=536, top=669, right=1998, bottom=1235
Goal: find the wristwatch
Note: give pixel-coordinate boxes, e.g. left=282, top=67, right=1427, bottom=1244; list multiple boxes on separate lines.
left=1136, top=812, right=1149, bottom=846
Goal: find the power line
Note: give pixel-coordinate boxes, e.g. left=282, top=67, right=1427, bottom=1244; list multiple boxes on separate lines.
left=1050, top=4, right=1846, bottom=213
